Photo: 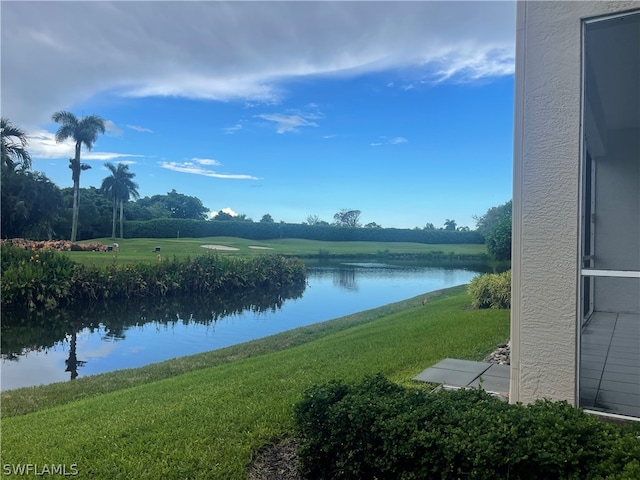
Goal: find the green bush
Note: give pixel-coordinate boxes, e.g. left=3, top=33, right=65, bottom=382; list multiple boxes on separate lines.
left=294, top=375, right=640, bottom=480
left=0, top=243, right=76, bottom=309
left=468, top=270, right=511, bottom=309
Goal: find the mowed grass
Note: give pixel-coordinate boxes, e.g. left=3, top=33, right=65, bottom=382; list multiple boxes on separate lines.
left=69, top=237, right=487, bottom=266
left=0, top=286, right=509, bottom=480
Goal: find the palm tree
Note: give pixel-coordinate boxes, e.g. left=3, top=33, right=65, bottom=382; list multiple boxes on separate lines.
left=52, top=111, right=106, bottom=241
left=1, top=118, right=32, bottom=171
left=100, top=162, right=139, bottom=239
left=444, top=219, right=457, bottom=231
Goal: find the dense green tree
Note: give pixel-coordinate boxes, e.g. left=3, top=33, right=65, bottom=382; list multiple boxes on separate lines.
left=1, top=170, right=63, bottom=239
left=474, top=200, right=512, bottom=261
left=474, top=200, right=512, bottom=237
left=52, top=111, right=106, bottom=241
left=486, top=216, right=512, bottom=261
left=333, top=209, right=361, bottom=227
left=1, top=118, right=32, bottom=172
left=162, top=190, right=209, bottom=219
left=164, top=190, right=208, bottom=219
left=100, top=163, right=139, bottom=238
left=365, top=222, right=382, bottom=228
left=127, top=190, right=209, bottom=220
left=424, top=223, right=436, bottom=230
left=260, top=214, right=274, bottom=223
left=126, top=198, right=169, bottom=221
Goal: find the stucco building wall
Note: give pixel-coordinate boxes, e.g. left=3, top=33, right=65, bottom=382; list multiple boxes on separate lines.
left=510, top=1, right=639, bottom=405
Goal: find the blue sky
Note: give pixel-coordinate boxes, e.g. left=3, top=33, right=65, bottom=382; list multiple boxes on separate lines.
left=2, top=1, right=515, bottom=229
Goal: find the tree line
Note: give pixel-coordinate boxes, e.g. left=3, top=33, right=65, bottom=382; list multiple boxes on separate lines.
left=1, top=114, right=511, bottom=258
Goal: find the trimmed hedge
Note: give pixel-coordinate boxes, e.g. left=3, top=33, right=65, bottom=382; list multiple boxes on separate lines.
left=294, top=375, right=640, bottom=480
left=468, top=270, right=511, bottom=309
left=125, top=218, right=485, bottom=244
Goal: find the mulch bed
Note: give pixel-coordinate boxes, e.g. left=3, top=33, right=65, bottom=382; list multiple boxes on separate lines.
left=248, top=438, right=304, bottom=480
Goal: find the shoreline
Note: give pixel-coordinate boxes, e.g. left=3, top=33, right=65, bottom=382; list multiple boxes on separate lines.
left=1, top=285, right=466, bottom=418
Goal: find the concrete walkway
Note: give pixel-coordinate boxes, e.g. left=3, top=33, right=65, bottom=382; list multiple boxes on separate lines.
left=414, top=358, right=510, bottom=398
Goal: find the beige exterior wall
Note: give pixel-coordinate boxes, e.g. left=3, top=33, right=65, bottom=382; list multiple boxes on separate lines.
left=510, top=1, right=639, bottom=405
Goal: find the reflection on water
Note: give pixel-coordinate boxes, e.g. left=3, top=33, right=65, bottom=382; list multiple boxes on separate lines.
left=1, top=261, right=485, bottom=390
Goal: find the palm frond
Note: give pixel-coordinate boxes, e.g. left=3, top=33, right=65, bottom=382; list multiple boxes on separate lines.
left=1, top=118, right=32, bottom=170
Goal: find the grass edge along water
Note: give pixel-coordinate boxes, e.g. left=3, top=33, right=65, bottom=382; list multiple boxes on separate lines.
left=1, top=286, right=509, bottom=479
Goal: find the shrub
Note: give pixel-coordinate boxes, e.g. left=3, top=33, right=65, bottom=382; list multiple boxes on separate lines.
left=0, top=243, right=76, bottom=310
left=294, top=375, right=640, bottom=480
left=468, top=270, right=511, bottom=309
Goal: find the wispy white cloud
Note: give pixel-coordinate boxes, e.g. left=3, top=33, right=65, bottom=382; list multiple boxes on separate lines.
left=371, top=136, right=408, bottom=147
left=83, top=152, right=142, bottom=162
left=192, top=158, right=221, bottom=166
left=431, top=46, right=514, bottom=82
left=104, top=120, right=123, bottom=135
left=29, top=129, right=141, bottom=161
left=126, top=124, right=154, bottom=133
left=1, top=2, right=515, bottom=127
left=224, top=123, right=243, bottom=135
left=256, top=113, right=318, bottom=134
left=257, top=106, right=323, bottom=134
left=159, top=161, right=258, bottom=180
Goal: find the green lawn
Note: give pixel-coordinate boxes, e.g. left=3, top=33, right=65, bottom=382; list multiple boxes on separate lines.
left=0, top=286, right=509, bottom=479
left=68, top=237, right=487, bottom=266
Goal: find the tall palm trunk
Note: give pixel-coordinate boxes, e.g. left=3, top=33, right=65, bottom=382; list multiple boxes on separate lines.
left=119, top=199, right=124, bottom=238
left=70, top=143, right=82, bottom=242
left=111, top=199, right=117, bottom=239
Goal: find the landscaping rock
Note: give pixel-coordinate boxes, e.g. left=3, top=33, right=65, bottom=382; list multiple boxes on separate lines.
left=485, top=341, right=511, bottom=365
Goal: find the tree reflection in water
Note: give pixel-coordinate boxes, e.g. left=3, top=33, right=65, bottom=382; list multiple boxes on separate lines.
left=1, top=282, right=306, bottom=376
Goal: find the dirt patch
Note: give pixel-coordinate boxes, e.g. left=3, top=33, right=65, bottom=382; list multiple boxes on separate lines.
left=200, top=244, right=239, bottom=251
left=248, top=438, right=303, bottom=480
left=248, top=246, right=274, bottom=250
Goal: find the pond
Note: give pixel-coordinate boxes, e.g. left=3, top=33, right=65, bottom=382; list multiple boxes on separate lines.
left=0, top=260, right=487, bottom=390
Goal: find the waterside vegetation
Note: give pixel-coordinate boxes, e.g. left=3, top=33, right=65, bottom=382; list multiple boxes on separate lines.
left=0, top=242, right=306, bottom=311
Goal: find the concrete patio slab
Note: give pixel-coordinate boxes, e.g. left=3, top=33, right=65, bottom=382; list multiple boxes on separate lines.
left=413, top=358, right=492, bottom=386
left=413, top=358, right=509, bottom=397
left=468, top=364, right=510, bottom=393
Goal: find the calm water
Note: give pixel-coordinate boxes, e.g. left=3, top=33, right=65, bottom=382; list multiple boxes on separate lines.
left=0, top=261, right=483, bottom=390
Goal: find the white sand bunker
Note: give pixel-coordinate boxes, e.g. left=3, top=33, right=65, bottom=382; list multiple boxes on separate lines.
left=201, top=244, right=239, bottom=251
left=248, top=246, right=274, bottom=250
